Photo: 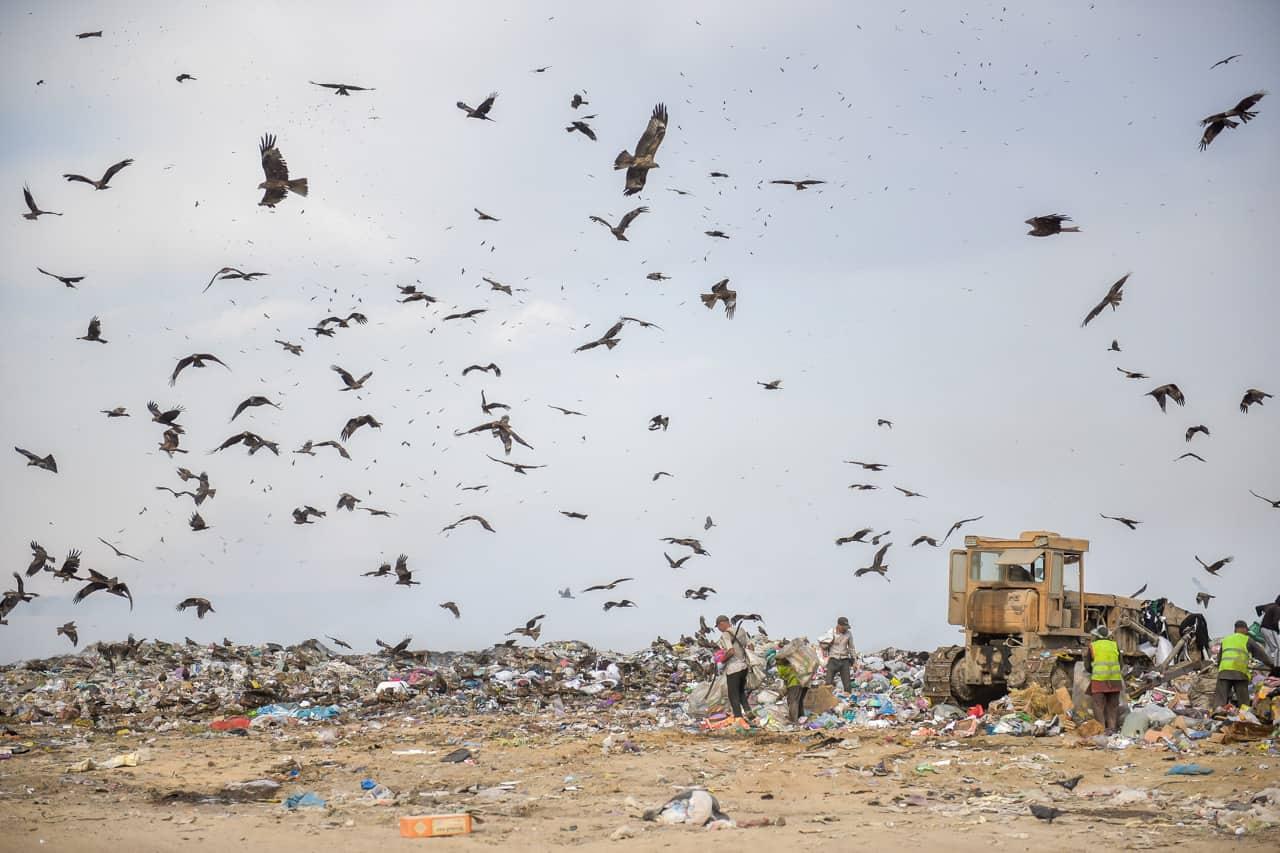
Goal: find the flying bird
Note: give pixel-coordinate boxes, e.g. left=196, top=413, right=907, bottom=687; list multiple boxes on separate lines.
left=393, top=554, right=418, bottom=586
left=326, top=635, right=352, bottom=649
left=664, top=552, right=691, bottom=569
left=1196, top=591, right=1215, bottom=608
left=318, top=312, right=368, bottom=329
left=1146, top=383, right=1186, bottom=412
left=1199, top=117, right=1239, bottom=150
left=1240, top=388, right=1272, bottom=413
left=97, top=537, right=141, bottom=561
left=1100, top=513, right=1141, bottom=530
left=75, top=31, right=102, bottom=38
left=845, top=460, right=887, bottom=471
left=15, top=447, right=57, bottom=472
left=57, top=621, right=78, bottom=646
left=700, top=279, right=736, bottom=318
left=189, top=511, right=210, bottom=531
left=22, top=186, right=61, bottom=219
left=1195, top=555, right=1232, bottom=575
left=1209, top=54, right=1242, bottom=69
left=1116, top=367, right=1147, bottom=380
left=275, top=339, right=303, bottom=355
left=331, top=364, right=373, bottom=391
left=456, top=91, right=497, bottom=120
left=441, top=514, right=494, bottom=533
left=684, top=587, right=717, bottom=600
left=848, top=484, right=879, bottom=491
left=1185, top=424, right=1210, bottom=442
left=480, top=390, right=509, bottom=415
left=1129, top=584, right=1148, bottom=599
left=482, top=277, right=521, bottom=295
left=604, top=600, right=637, bottom=611
left=570, top=93, right=588, bottom=108
left=51, top=550, right=82, bottom=582
left=474, top=208, right=500, bottom=221
left=877, top=419, right=894, bottom=428
left=170, top=353, right=229, bottom=386
left=310, top=81, right=373, bottom=96
left=377, top=636, right=413, bottom=656
left=292, top=506, right=326, bottom=525
left=942, top=515, right=984, bottom=543
left=340, top=414, right=382, bottom=441
left=456, top=414, right=532, bottom=455
left=583, top=578, right=632, bottom=592
left=231, top=396, right=280, bottom=421
left=203, top=266, right=268, bottom=292
left=37, top=267, right=83, bottom=287
left=855, top=542, right=892, bottom=580
left=443, top=308, right=487, bottom=321
left=649, top=414, right=669, bottom=431
left=439, top=601, right=461, bottom=619
left=757, top=379, right=782, bottom=390
left=77, top=316, right=107, bottom=343
left=558, top=587, right=574, bottom=599
left=574, top=320, right=624, bottom=353
left=63, top=158, right=133, bottom=190
left=835, top=529, right=874, bottom=545
left=560, top=511, right=588, bottom=520
left=704, top=516, right=715, bottom=530
left=1025, top=214, right=1079, bottom=237
left=1249, top=490, right=1280, bottom=508
left=337, top=493, right=360, bottom=511
left=912, top=535, right=939, bottom=547
left=506, top=615, right=544, bottom=640
left=462, top=363, right=501, bottom=377
left=363, top=561, right=392, bottom=578
left=615, top=103, right=668, bottom=195
left=257, top=134, right=308, bottom=207
left=176, top=597, right=215, bottom=618
left=770, top=179, right=826, bottom=190
left=26, top=542, right=53, bottom=576
left=213, top=431, right=279, bottom=455
left=894, top=486, right=926, bottom=498
left=661, top=537, right=709, bottom=555
left=1081, top=274, right=1129, bottom=327
left=176, top=73, right=195, bottom=82
left=548, top=405, right=585, bottom=416
left=487, top=455, right=544, bottom=474
left=1175, top=452, right=1206, bottom=463
left=652, top=471, right=673, bottom=481
left=1108, top=340, right=1121, bottom=352
left=566, top=120, right=596, bottom=140
left=1202, top=91, right=1266, bottom=125
left=72, top=569, right=132, bottom=609
left=704, top=230, right=730, bottom=239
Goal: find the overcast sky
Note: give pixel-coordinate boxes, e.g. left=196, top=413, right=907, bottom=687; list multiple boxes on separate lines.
left=1, top=1, right=1277, bottom=664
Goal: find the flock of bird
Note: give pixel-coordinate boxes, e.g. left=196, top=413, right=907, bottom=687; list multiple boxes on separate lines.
left=3, top=26, right=1275, bottom=662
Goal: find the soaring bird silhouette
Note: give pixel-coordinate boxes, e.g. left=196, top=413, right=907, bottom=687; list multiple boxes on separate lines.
left=1249, top=490, right=1280, bottom=508
left=77, top=316, right=107, bottom=343
left=230, top=396, right=280, bottom=421
left=439, top=601, right=461, bottom=619
left=332, top=365, right=373, bottom=390
left=1240, top=388, right=1272, bottom=413
left=758, top=379, right=782, bottom=390
left=1202, top=91, right=1266, bottom=125
left=1185, top=425, right=1209, bottom=442
left=1146, top=383, right=1185, bottom=412
left=340, top=415, right=382, bottom=441
left=942, top=515, right=984, bottom=543
left=457, top=91, right=497, bottom=120
left=855, top=543, right=892, bottom=580
left=15, top=447, right=57, bottom=472
left=203, top=266, right=267, bottom=293
left=214, top=431, right=279, bottom=455
left=487, top=455, right=544, bottom=474
left=189, top=511, right=210, bottom=531
left=590, top=206, right=648, bottom=241
left=661, top=537, right=709, bottom=555
left=836, top=529, right=873, bottom=545
left=604, top=600, right=637, bottom=611
left=1100, top=513, right=1141, bottom=530
left=393, top=554, right=419, bottom=586
left=456, top=415, right=532, bottom=455
left=1209, top=54, right=1242, bottom=69
left=97, top=537, right=141, bottom=561
left=1195, top=555, right=1232, bottom=575
left=257, top=134, right=308, bottom=207
left=615, top=103, right=667, bottom=195
left=63, top=158, right=133, bottom=190
left=442, top=514, right=494, bottom=533
left=170, top=353, right=229, bottom=385
left=37, top=267, right=84, bottom=287
left=462, top=363, right=501, bottom=377
left=506, top=614, right=545, bottom=640
left=22, top=185, right=61, bottom=219
left=72, top=569, right=132, bottom=608
left=1081, top=274, right=1129, bottom=327
left=26, top=542, right=53, bottom=576
left=1025, top=214, right=1079, bottom=237
left=176, top=597, right=215, bottom=618
left=684, top=587, right=717, bottom=600
left=310, top=81, right=374, bottom=96
left=664, top=552, right=692, bottom=569
left=292, top=506, right=326, bottom=525
left=57, top=621, right=78, bottom=646
left=701, top=279, right=736, bottom=318
left=583, top=578, right=633, bottom=592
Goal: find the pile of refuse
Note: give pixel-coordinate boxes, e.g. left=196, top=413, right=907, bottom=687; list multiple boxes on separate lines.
left=0, top=634, right=1275, bottom=754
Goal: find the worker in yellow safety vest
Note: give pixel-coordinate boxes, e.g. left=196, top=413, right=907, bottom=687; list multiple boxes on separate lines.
left=1084, top=624, right=1123, bottom=733
left=1215, top=620, right=1275, bottom=709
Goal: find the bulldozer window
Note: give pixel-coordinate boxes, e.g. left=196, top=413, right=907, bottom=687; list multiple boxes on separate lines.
left=970, top=551, right=1003, bottom=581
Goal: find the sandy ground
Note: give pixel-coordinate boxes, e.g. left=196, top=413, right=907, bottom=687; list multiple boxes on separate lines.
left=1, top=717, right=1277, bottom=853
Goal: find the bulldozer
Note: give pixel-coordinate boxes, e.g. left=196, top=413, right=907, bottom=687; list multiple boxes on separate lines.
left=923, top=530, right=1200, bottom=705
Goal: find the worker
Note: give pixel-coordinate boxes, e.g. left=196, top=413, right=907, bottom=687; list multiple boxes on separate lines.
left=715, top=615, right=753, bottom=729
left=1084, top=624, right=1122, bottom=734
left=1254, top=595, right=1280, bottom=670
left=820, top=616, right=855, bottom=693
left=1215, top=620, right=1276, bottom=709
left=776, top=654, right=807, bottom=723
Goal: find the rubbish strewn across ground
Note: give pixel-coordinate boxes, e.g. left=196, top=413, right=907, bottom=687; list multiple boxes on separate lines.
left=0, top=637, right=1277, bottom=851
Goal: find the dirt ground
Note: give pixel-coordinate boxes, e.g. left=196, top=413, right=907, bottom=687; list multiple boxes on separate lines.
left=1, top=717, right=1277, bottom=853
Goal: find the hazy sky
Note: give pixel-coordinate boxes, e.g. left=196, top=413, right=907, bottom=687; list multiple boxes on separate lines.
left=1, top=1, right=1277, bottom=664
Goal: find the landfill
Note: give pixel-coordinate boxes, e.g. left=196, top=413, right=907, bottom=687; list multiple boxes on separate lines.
left=0, top=634, right=1277, bottom=850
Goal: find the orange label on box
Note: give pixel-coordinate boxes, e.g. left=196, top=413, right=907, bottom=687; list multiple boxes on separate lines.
left=399, top=813, right=473, bottom=838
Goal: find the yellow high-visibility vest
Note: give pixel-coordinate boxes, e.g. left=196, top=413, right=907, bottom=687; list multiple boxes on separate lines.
left=1090, top=638, right=1122, bottom=682
left=1219, top=632, right=1250, bottom=675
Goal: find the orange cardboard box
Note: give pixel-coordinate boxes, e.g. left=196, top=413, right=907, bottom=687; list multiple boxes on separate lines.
left=399, top=813, right=473, bottom=838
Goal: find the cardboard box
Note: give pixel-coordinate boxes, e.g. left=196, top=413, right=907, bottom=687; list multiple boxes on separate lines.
left=399, top=813, right=473, bottom=838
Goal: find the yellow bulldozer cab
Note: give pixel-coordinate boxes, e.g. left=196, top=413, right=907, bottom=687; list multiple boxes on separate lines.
left=947, top=531, right=1087, bottom=634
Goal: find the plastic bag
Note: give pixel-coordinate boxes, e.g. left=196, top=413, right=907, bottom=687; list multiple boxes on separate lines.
left=685, top=676, right=729, bottom=717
